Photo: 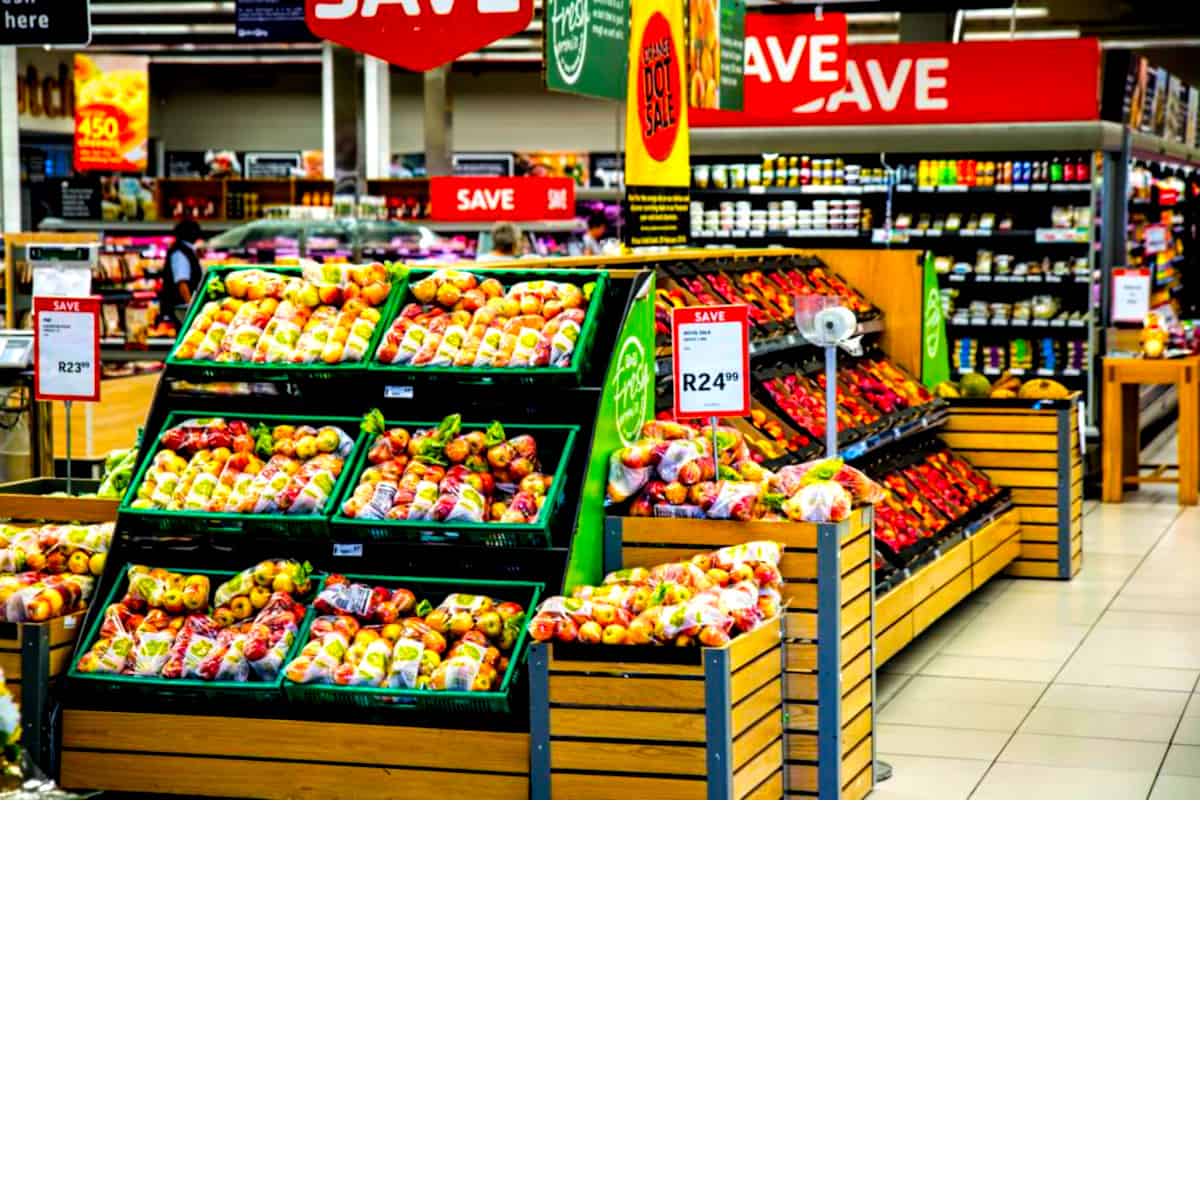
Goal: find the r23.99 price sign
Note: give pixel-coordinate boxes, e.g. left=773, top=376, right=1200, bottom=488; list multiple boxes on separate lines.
left=34, top=296, right=101, bottom=403
left=671, top=304, right=751, bottom=420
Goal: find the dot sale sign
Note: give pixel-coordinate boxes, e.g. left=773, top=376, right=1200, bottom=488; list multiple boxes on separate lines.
left=34, top=297, right=101, bottom=404
left=671, top=305, right=750, bottom=420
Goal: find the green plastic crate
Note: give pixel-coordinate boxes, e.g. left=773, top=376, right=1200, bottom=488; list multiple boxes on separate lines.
left=327, top=419, right=578, bottom=549
left=118, top=410, right=363, bottom=540
left=282, top=574, right=543, bottom=716
left=165, top=263, right=406, bottom=382
left=369, top=266, right=607, bottom=383
left=66, top=563, right=323, bottom=703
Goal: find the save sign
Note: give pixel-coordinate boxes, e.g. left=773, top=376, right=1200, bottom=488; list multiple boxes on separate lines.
left=742, top=12, right=845, bottom=111
left=306, top=0, right=535, bottom=72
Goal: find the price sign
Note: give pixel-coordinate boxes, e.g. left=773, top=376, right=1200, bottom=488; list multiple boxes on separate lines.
left=34, top=296, right=100, bottom=403
left=1143, top=223, right=1170, bottom=254
left=1111, top=268, right=1151, bottom=325
left=671, top=304, right=750, bottom=419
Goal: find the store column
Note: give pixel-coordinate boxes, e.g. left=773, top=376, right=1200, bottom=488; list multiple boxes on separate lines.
left=0, top=47, right=19, bottom=232
left=363, top=56, right=391, bottom=181
left=322, top=43, right=363, bottom=194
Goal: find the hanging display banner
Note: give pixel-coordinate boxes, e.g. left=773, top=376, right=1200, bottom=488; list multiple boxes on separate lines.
left=692, top=28, right=1100, bottom=126
left=1, top=0, right=90, bottom=47
left=687, top=0, right=747, bottom=111
left=34, top=296, right=101, bottom=404
left=920, top=251, right=950, bottom=391
left=543, top=0, right=629, bottom=101
left=1111, top=268, right=1151, bottom=325
left=306, top=0, right=534, bottom=72
left=671, top=305, right=750, bottom=419
left=429, top=176, right=576, bottom=222
left=623, top=0, right=690, bottom=248
left=73, top=54, right=149, bottom=173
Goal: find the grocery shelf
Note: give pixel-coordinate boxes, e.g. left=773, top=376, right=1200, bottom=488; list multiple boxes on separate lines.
left=39, top=219, right=234, bottom=235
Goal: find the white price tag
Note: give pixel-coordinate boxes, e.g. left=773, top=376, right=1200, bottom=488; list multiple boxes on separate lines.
left=383, top=385, right=413, bottom=400
left=34, top=296, right=100, bottom=403
left=671, top=305, right=750, bottom=420
left=1111, top=268, right=1151, bottom=325
left=333, top=543, right=363, bottom=557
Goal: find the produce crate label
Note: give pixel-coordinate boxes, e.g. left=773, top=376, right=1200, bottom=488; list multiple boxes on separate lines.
left=333, top=543, right=363, bottom=558
left=383, top=386, right=414, bottom=399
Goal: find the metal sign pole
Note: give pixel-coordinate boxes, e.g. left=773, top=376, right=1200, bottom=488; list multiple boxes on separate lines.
left=824, top=343, right=839, bottom=459
left=64, top=399, right=72, bottom=495
left=710, top=415, right=720, bottom=480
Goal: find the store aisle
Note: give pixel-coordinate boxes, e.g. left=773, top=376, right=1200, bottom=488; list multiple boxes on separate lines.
left=874, top=488, right=1200, bottom=799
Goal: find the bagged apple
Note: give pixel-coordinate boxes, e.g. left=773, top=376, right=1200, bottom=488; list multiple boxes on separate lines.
left=783, top=480, right=853, bottom=523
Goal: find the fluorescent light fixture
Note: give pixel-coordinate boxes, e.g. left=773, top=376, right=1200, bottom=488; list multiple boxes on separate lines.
left=962, top=7, right=1050, bottom=18
left=963, top=28, right=1081, bottom=39
left=845, top=12, right=901, bottom=24
left=93, top=23, right=237, bottom=34
left=92, top=1, right=233, bottom=11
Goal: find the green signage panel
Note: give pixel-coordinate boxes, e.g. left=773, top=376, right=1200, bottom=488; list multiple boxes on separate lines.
left=544, top=0, right=630, bottom=102
left=717, top=0, right=745, bottom=111
left=921, top=251, right=950, bottom=389
left=565, top=272, right=656, bottom=592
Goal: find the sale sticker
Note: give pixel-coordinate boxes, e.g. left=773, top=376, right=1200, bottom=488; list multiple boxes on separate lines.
left=34, top=296, right=101, bottom=403
left=671, top=305, right=750, bottom=419
left=429, top=176, right=575, bottom=222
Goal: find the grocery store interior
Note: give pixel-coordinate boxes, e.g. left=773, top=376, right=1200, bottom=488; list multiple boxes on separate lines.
left=0, top=0, right=1199, bottom=799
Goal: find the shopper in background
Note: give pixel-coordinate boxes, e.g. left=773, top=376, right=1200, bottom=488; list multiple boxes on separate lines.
left=161, top=219, right=205, bottom=328
left=582, top=213, right=610, bottom=256
left=479, top=222, right=522, bottom=261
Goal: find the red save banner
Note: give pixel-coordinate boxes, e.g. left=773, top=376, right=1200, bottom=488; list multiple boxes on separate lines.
left=429, top=176, right=576, bottom=222
left=741, top=12, right=846, bottom=113
left=692, top=26, right=1100, bottom=126
left=306, top=0, right=534, bottom=72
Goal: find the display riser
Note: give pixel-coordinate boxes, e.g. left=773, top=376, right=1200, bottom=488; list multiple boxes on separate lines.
left=875, top=510, right=1021, bottom=668
left=59, top=711, right=531, bottom=799
left=606, top=511, right=875, bottom=801
left=943, top=401, right=1082, bottom=579
left=529, top=618, right=784, bottom=801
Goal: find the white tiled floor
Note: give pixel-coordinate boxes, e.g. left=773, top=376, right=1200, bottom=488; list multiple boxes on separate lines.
left=873, top=485, right=1200, bottom=800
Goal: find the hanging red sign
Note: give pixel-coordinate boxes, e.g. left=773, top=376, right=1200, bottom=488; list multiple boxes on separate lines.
left=741, top=12, right=846, bottom=113
left=693, top=26, right=1100, bottom=126
left=429, top=175, right=576, bottom=221
left=305, top=0, right=534, bottom=72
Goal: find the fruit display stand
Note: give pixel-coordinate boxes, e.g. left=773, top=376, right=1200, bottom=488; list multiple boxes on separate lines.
left=874, top=505, right=1021, bottom=668
left=528, top=617, right=784, bottom=801
left=943, top=397, right=1082, bottom=579
left=604, top=510, right=875, bottom=801
left=57, top=261, right=658, bottom=799
left=0, top=480, right=119, bottom=524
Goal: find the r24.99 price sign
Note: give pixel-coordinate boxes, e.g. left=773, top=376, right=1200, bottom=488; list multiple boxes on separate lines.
left=34, top=296, right=101, bottom=403
left=671, top=305, right=751, bottom=420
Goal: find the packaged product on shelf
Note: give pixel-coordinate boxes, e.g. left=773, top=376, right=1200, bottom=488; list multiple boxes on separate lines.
left=76, top=560, right=312, bottom=683
left=286, top=578, right=529, bottom=695
left=340, top=412, right=561, bottom=527
left=129, top=417, right=356, bottom=518
left=375, top=268, right=597, bottom=371
left=530, top=541, right=783, bottom=650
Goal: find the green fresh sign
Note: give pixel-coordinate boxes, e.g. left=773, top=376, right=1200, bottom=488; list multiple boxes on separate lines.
left=921, top=250, right=950, bottom=389
left=565, top=272, right=655, bottom=592
left=544, top=0, right=630, bottom=102
left=717, top=0, right=745, bottom=111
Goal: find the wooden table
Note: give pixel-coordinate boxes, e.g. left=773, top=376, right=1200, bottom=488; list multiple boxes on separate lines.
left=1102, top=355, right=1200, bottom=505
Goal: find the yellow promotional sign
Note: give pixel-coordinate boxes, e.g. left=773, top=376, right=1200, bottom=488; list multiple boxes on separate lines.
left=623, top=0, right=690, bottom=246
left=73, top=54, right=149, bottom=174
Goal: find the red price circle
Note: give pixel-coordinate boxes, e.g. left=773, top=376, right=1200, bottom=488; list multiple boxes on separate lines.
left=637, top=10, right=682, bottom=164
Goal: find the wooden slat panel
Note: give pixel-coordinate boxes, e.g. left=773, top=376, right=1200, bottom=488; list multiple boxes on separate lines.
left=843, top=679, right=872, bottom=727
left=0, top=494, right=118, bottom=523
left=973, top=534, right=1021, bottom=589
left=913, top=569, right=972, bottom=636
left=733, top=707, right=784, bottom=771
left=843, top=765, right=873, bottom=800
left=728, top=618, right=781, bottom=671
left=942, top=431, right=1057, bottom=451
left=842, top=561, right=871, bottom=605
left=785, top=643, right=818, bottom=671
left=1006, top=560, right=1063, bottom=578
left=63, top=710, right=532, bottom=774
left=875, top=580, right=913, bottom=631
left=842, top=706, right=872, bottom=755
left=550, top=657, right=703, bottom=679
left=1010, top=487, right=1058, bottom=506
left=841, top=591, right=871, bottom=634
left=970, top=511, right=1021, bottom=560
left=60, top=750, right=528, bottom=799
left=551, top=739, right=707, bottom=775
left=745, top=768, right=783, bottom=801
left=1017, top=507, right=1058, bottom=526
left=785, top=611, right=816, bottom=640
left=1019, top=542, right=1059, bottom=561
left=785, top=762, right=817, bottom=796
left=1071, top=498, right=1083, bottom=520
left=550, top=706, right=706, bottom=742
left=841, top=734, right=873, bottom=789
left=1020, top=525, right=1058, bottom=543
left=840, top=531, right=871, bottom=574
left=0, top=650, right=21, bottom=681
left=785, top=673, right=817, bottom=703
left=876, top=616, right=913, bottom=666
left=841, top=618, right=872, bottom=667
left=619, top=515, right=819, bottom=549
left=981, top=469, right=1058, bottom=488
left=733, top=738, right=784, bottom=798
left=733, top=676, right=783, bottom=737
left=963, top=451, right=1058, bottom=469
left=786, top=729, right=817, bottom=759
left=552, top=772, right=706, bottom=800
left=550, top=675, right=707, bottom=709
left=785, top=697, right=818, bottom=732
left=48, top=645, right=75, bottom=677
left=946, top=413, right=1057, bottom=432
left=911, top=540, right=971, bottom=604
left=731, top=648, right=781, bottom=704
left=784, top=582, right=819, bottom=611
left=842, top=648, right=871, bottom=696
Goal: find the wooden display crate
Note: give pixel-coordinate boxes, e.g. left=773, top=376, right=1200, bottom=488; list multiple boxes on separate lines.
left=528, top=618, right=784, bottom=800
left=875, top=509, right=1021, bottom=669
left=604, top=511, right=874, bottom=800
left=0, top=612, right=85, bottom=773
left=59, top=712, right=530, bottom=799
left=943, top=401, right=1081, bottom=579
left=0, top=480, right=118, bottom=523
